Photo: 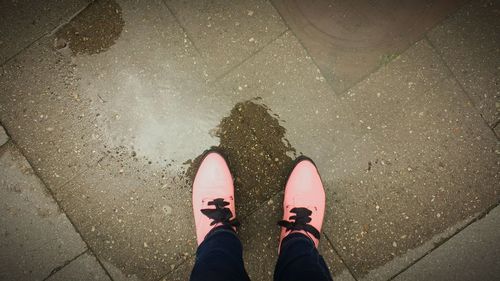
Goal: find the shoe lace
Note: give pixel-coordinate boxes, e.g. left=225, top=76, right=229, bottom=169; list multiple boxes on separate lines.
left=278, top=207, right=320, bottom=239
left=201, top=198, right=240, bottom=227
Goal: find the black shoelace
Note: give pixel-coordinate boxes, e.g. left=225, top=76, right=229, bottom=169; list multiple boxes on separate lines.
left=201, top=198, right=240, bottom=227
left=278, top=207, right=320, bottom=240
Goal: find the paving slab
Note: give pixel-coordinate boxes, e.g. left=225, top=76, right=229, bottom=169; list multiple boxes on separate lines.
left=0, top=124, right=8, bottom=146
left=210, top=31, right=369, bottom=183
left=0, top=0, right=90, bottom=65
left=73, top=0, right=227, bottom=167
left=159, top=256, right=194, bottom=281
left=209, top=31, right=499, bottom=279
left=0, top=0, right=286, bottom=279
left=0, top=35, right=105, bottom=189
left=0, top=0, right=210, bottom=192
left=164, top=0, right=287, bottom=79
left=1, top=1, right=499, bottom=281
left=427, top=0, right=500, bottom=126
left=65, top=0, right=293, bottom=229
left=325, top=41, right=500, bottom=280
left=54, top=154, right=196, bottom=281
left=394, top=205, right=500, bottom=281
left=172, top=31, right=373, bottom=219
left=360, top=214, right=476, bottom=281
left=47, top=252, right=111, bottom=281
left=272, top=0, right=466, bottom=93
left=0, top=144, right=87, bottom=281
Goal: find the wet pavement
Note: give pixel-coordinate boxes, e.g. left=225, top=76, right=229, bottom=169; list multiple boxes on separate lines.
left=0, top=0, right=499, bottom=280
left=56, top=0, right=124, bottom=55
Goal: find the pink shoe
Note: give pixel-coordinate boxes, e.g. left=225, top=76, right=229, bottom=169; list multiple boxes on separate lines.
left=192, top=150, right=239, bottom=245
left=278, top=156, right=325, bottom=251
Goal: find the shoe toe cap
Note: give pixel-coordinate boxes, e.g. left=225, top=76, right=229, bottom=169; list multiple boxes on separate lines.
left=288, top=161, right=323, bottom=192
left=194, top=152, right=232, bottom=189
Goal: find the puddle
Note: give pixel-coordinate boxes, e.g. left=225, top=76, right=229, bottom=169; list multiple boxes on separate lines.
left=186, top=99, right=297, bottom=217
left=56, top=0, right=124, bottom=55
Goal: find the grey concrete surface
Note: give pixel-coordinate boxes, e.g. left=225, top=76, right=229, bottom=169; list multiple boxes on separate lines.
left=427, top=0, right=500, bottom=127
left=209, top=31, right=369, bottom=215
left=47, top=252, right=111, bottom=281
left=210, top=30, right=500, bottom=279
left=394, top=205, right=500, bottom=281
left=0, top=0, right=90, bottom=65
left=360, top=215, right=477, bottom=281
left=0, top=0, right=499, bottom=280
left=164, top=0, right=287, bottom=79
left=0, top=124, right=8, bottom=146
left=73, top=0, right=224, bottom=167
left=324, top=40, right=500, bottom=280
left=54, top=154, right=196, bottom=281
left=0, top=145, right=87, bottom=281
left=0, top=35, right=105, bottom=189
left=210, top=31, right=364, bottom=179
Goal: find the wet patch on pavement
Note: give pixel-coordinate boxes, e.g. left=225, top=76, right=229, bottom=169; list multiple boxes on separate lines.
left=103, top=145, right=184, bottom=188
left=186, top=99, right=297, bottom=217
left=56, top=0, right=124, bottom=55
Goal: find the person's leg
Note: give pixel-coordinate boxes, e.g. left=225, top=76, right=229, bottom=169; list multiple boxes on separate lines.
left=190, top=151, right=250, bottom=281
left=274, top=233, right=332, bottom=281
left=190, top=225, right=250, bottom=281
left=274, top=156, right=333, bottom=281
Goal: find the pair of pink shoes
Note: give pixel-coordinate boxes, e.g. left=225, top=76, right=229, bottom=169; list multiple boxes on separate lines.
left=193, top=151, right=325, bottom=250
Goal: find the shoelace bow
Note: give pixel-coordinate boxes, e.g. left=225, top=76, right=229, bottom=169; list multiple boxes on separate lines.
left=201, top=198, right=240, bottom=227
left=278, top=207, right=320, bottom=239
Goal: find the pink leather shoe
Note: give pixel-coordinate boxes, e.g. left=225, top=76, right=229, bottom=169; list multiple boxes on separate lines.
left=192, top=150, right=239, bottom=245
left=278, top=156, right=325, bottom=251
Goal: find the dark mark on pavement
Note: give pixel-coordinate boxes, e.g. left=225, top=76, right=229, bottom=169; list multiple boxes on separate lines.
left=56, top=0, right=124, bottom=55
left=186, top=99, right=297, bottom=217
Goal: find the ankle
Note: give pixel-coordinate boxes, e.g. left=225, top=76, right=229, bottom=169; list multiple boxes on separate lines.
left=205, top=224, right=236, bottom=239
left=288, top=230, right=314, bottom=243
left=280, top=231, right=316, bottom=251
